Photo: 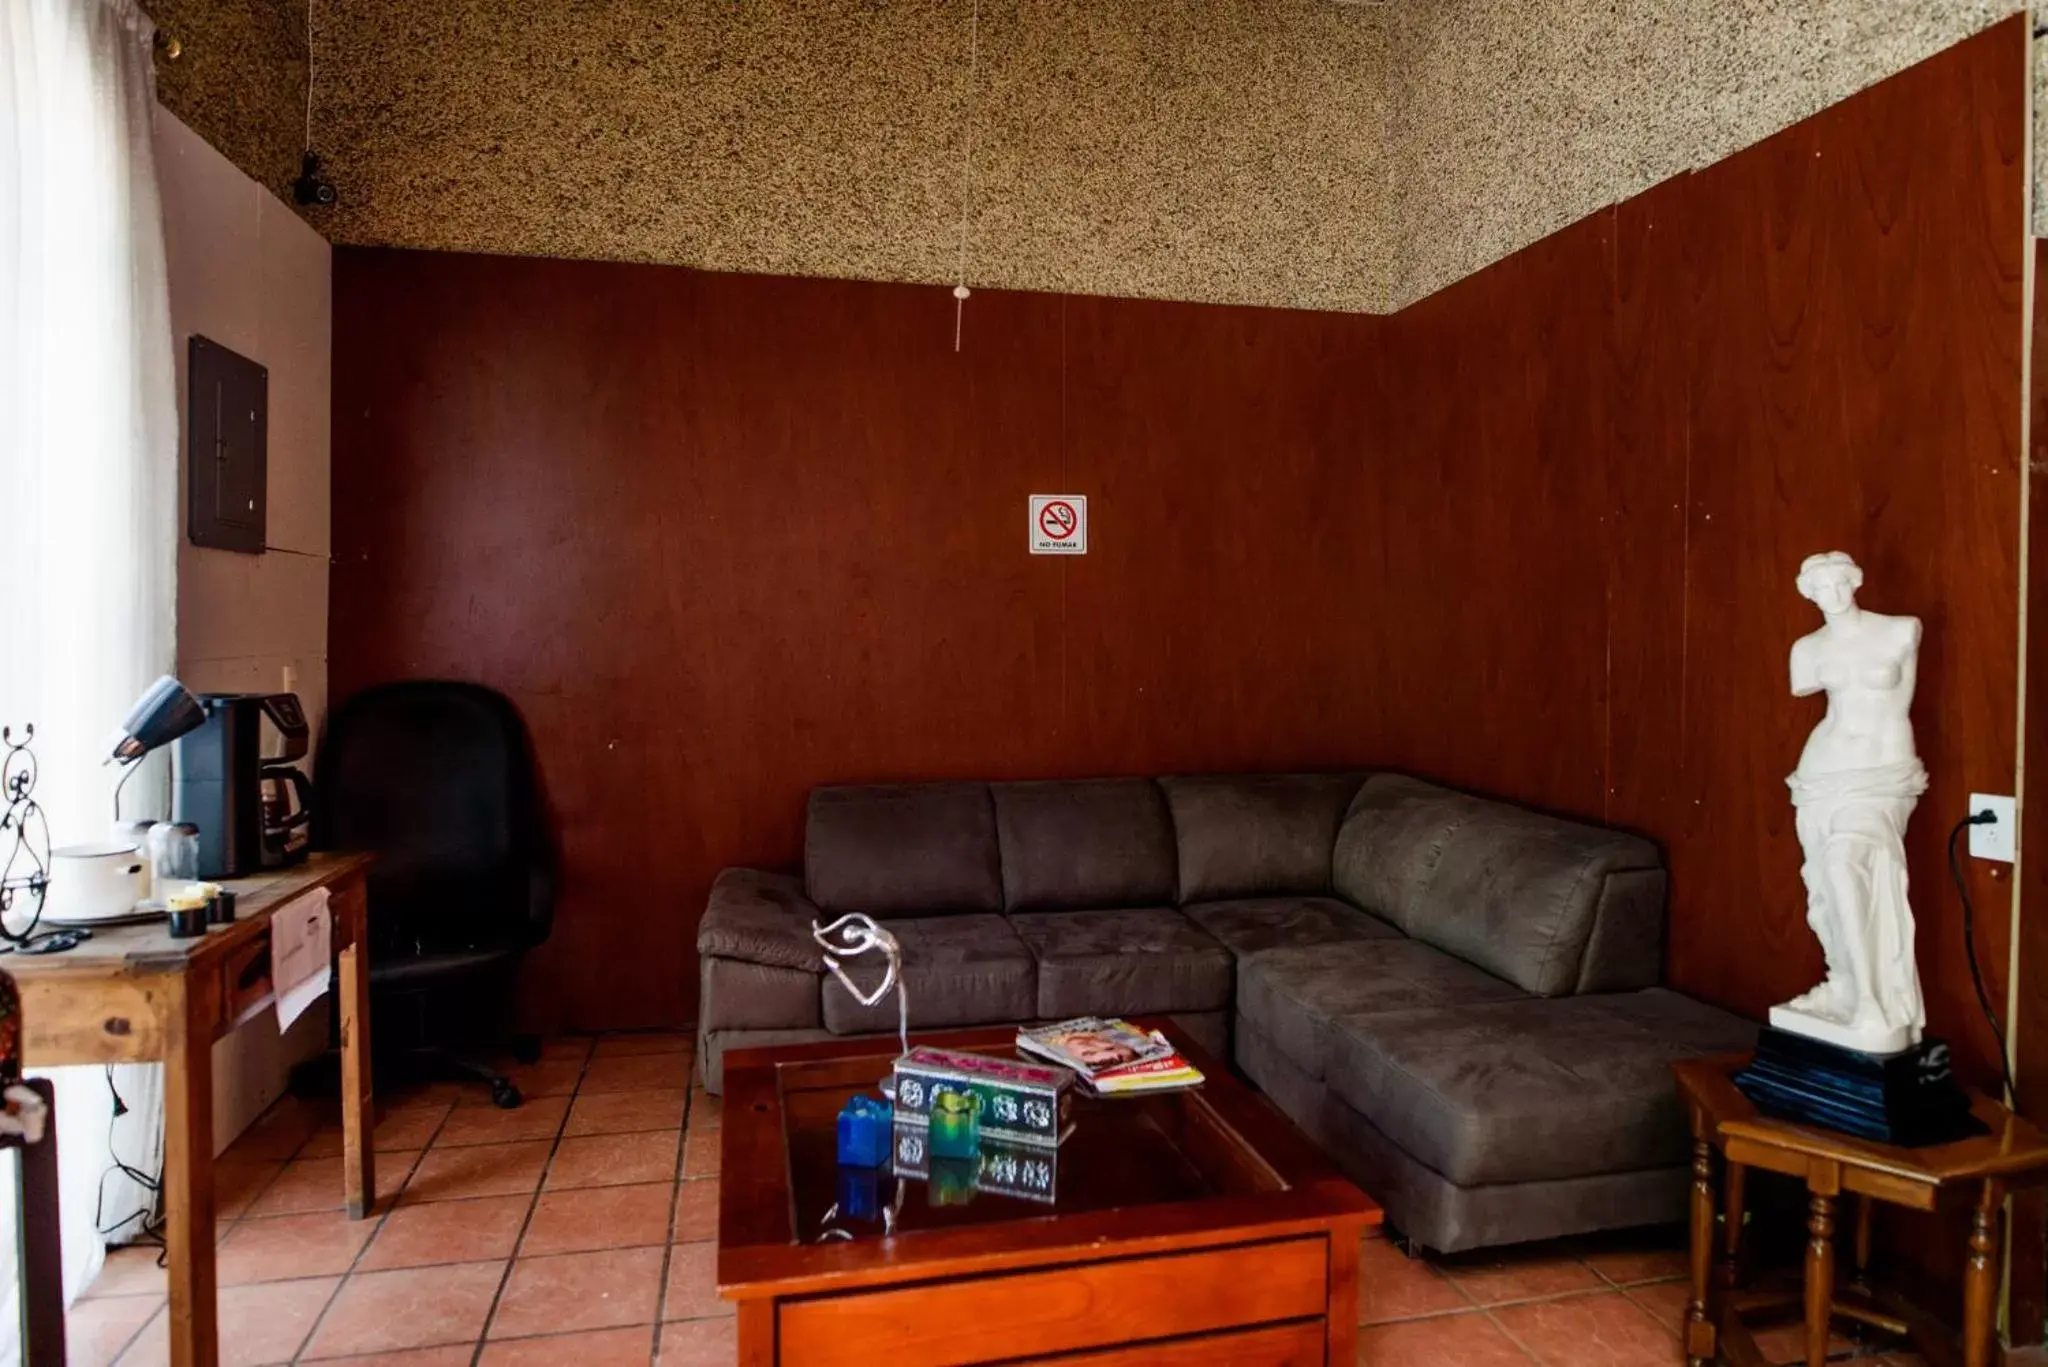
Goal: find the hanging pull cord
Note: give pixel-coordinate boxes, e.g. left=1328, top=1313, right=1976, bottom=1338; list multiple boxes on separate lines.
left=952, top=0, right=981, bottom=352
left=304, top=0, right=315, bottom=153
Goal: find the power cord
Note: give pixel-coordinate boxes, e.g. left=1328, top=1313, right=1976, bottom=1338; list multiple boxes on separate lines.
left=1947, top=810, right=2015, bottom=1105
left=95, top=1067, right=166, bottom=1261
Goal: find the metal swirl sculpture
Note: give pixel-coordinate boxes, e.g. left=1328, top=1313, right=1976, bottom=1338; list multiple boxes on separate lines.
left=0, top=726, right=52, bottom=949
left=812, top=912, right=909, bottom=1058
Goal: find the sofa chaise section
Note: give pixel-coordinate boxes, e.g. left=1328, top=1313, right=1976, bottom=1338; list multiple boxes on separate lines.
left=1235, top=1012, right=1712, bottom=1254
left=1231, top=774, right=1754, bottom=1252
left=1236, top=938, right=1527, bottom=1080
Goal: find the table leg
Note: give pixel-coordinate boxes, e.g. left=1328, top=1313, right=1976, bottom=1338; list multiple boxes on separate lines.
left=1805, top=1191, right=1836, bottom=1367
left=339, top=933, right=376, bottom=1219
left=1850, top=1195, right=1874, bottom=1289
left=1686, top=1133, right=1716, bottom=1367
left=736, top=1298, right=775, bottom=1367
left=17, top=1079, right=64, bottom=1367
left=162, top=979, right=217, bottom=1367
left=1326, top=1225, right=1360, bottom=1366
left=1717, top=1159, right=1747, bottom=1291
left=1963, top=1180, right=2003, bottom=1367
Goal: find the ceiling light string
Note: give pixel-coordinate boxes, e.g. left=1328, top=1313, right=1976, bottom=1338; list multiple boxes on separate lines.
left=951, top=0, right=982, bottom=353
left=303, top=0, right=314, bottom=153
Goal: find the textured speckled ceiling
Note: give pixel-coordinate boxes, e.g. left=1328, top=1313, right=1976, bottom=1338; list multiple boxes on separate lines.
left=146, top=1, right=2036, bottom=315
left=143, top=0, right=307, bottom=209
left=1381, top=0, right=2027, bottom=307
left=303, top=0, right=1392, bottom=313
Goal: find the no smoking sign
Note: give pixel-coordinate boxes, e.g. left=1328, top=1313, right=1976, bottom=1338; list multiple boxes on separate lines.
left=1029, top=495, right=1087, bottom=555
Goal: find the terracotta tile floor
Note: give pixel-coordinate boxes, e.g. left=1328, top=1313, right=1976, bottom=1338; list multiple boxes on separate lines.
left=67, top=1029, right=1937, bottom=1366
left=67, top=1031, right=724, bottom=1367
left=1353, top=1228, right=1933, bottom=1366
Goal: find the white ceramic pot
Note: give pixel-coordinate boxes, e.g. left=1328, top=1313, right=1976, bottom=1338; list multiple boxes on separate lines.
left=44, top=842, right=150, bottom=923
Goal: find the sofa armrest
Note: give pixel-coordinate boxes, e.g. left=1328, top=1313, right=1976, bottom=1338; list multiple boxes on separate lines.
left=1573, top=867, right=1667, bottom=993
left=697, top=869, right=825, bottom=973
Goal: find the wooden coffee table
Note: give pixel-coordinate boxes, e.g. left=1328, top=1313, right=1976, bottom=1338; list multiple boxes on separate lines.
left=718, top=1020, right=1379, bottom=1365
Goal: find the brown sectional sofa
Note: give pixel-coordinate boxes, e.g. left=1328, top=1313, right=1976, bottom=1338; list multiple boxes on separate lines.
left=695, top=770, right=1755, bottom=1253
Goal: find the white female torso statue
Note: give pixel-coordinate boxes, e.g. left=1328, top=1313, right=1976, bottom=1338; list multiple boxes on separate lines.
left=1772, top=551, right=1927, bottom=1055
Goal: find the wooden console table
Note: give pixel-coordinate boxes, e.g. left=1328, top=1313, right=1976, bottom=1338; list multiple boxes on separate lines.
left=7, top=853, right=375, bottom=1367
left=1674, top=1053, right=2048, bottom=1367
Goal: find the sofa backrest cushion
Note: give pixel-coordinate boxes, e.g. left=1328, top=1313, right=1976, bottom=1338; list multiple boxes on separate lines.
left=1332, top=774, right=1665, bottom=996
left=1160, top=773, right=1366, bottom=903
left=992, top=778, right=1177, bottom=911
left=805, top=782, right=1002, bottom=917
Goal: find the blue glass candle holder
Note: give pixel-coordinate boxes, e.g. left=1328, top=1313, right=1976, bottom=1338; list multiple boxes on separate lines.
left=928, top=1086, right=982, bottom=1160
left=835, top=1093, right=892, bottom=1168
left=836, top=1165, right=884, bottom=1221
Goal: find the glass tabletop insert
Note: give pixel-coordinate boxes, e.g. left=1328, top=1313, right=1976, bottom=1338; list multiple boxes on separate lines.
left=776, top=1043, right=1287, bottom=1245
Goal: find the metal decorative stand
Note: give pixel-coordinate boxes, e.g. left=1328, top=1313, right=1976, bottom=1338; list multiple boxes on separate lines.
left=812, top=912, right=910, bottom=1057
left=0, top=727, right=80, bottom=955
left=811, top=912, right=914, bottom=1241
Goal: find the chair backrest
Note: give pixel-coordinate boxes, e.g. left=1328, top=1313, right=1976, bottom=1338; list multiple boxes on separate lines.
left=315, top=681, right=553, bottom=958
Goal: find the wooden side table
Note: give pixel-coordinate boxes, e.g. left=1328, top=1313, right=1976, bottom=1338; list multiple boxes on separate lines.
left=7, top=854, right=375, bottom=1367
left=1673, top=1054, right=2048, bottom=1367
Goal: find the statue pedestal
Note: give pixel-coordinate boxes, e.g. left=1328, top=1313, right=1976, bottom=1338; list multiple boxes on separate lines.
left=1768, top=1002, right=1916, bottom=1056
left=1733, top=1026, right=1982, bottom=1148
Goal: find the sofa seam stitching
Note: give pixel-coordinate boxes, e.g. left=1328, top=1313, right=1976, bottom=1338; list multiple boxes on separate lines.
left=1532, top=846, right=1604, bottom=996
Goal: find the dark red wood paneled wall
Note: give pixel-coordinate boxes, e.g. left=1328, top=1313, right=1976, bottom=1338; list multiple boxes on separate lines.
left=330, top=268, right=1384, bottom=1028
left=332, top=18, right=2028, bottom=1049
left=1618, top=15, right=2026, bottom=1080
left=1364, top=15, right=2023, bottom=1087
left=2012, top=235, right=2048, bottom=1343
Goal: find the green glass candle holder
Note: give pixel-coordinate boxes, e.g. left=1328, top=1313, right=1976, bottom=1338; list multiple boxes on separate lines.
left=927, top=1156, right=979, bottom=1206
left=928, top=1085, right=983, bottom=1160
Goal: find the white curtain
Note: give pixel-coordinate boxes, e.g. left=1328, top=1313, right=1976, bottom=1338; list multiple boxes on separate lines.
left=0, top=0, right=180, bottom=1342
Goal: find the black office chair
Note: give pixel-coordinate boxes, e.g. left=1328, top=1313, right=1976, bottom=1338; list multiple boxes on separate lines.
left=314, top=681, right=555, bottom=1108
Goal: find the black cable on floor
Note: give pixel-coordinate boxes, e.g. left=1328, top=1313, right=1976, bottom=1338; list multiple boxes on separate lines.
left=1947, top=812, right=2016, bottom=1105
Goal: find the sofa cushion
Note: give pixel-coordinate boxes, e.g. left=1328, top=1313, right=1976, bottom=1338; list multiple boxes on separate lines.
left=1008, top=907, right=1232, bottom=1017
left=805, top=782, right=1001, bottom=917
left=1322, top=989, right=1757, bottom=1186
left=697, top=869, right=824, bottom=972
left=820, top=913, right=1036, bottom=1034
left=1159, top=773, right=1365, bottom=902
left=1183, top=896, right=1401, bottom=959
left=1237, top=939, right=1526, bottom=1080
left=992, top=778, right=1177, bottom=911
left=1332, top=774, right=1664, bottom=996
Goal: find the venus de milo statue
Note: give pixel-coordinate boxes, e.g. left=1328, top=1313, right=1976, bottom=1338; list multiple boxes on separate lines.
left=1772, top=551, right=1927, bottom=1056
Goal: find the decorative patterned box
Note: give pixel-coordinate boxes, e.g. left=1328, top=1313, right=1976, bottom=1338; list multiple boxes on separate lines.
left=892, top=1122, right=1059, bottom=1204
left=890, top=1046, right=1072, bottom=1148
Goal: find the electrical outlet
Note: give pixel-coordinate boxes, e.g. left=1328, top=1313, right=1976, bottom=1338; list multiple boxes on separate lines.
left=1968, top=793, right=2016, bottom=862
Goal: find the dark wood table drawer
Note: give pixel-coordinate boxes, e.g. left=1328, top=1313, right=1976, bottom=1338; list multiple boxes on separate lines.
left=1017, top=1319, right=1326, bottom=1365
left=776, top=1236, right=1328, bottom=1367
left=219, top=932, right=273, bottom=1023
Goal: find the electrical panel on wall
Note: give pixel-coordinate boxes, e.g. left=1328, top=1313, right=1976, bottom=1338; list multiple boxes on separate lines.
left=187, top=335, right=268, bottom=553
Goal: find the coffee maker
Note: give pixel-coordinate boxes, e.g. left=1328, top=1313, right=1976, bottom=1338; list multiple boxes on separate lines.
left=171, top=693, right=314, bottom=878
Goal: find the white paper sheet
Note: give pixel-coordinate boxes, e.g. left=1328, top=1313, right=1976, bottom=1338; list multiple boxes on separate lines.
left=271, top=887, right=333, bottom=1030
